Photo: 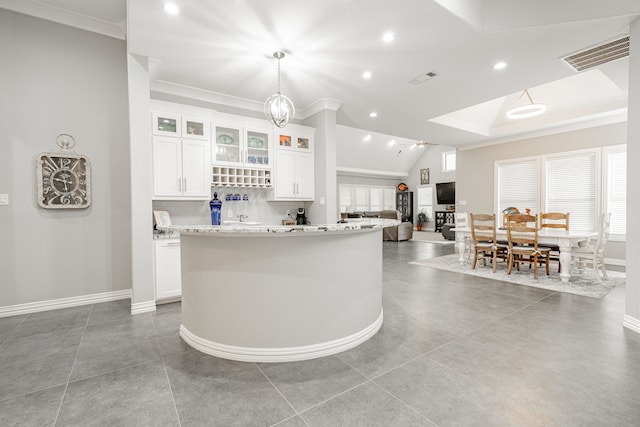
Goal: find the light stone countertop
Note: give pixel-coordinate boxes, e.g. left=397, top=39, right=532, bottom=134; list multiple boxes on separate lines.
left=157, top=221, right=394, bottom=237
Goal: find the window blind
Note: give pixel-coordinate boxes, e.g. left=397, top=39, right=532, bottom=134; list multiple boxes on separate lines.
left=497, top=159, right=538, bottom=214
left=417, top=186, right=434, bottom=220
left=544, top=151, right=597, bottom=232
left=338, top=184, right=352, bottom=212
left=338, top=184, right=396, bottom=213
left=383, top=189, right=396, bottom=210
left=606, top=148, right=626, bottom=235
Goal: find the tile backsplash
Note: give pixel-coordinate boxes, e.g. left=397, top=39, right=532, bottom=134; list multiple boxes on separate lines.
left=152, top=188, right=308, bottom=227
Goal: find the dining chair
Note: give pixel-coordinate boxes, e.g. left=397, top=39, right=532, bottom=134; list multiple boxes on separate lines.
left=454, top=212, right=471, bottom=259
left=570, top=213, right=611, bottom=283
left=469, top=213, right=507, bottom=272
left=539, top=212, right=570, bottom=272
left=506, top=213, right=551, bottom=279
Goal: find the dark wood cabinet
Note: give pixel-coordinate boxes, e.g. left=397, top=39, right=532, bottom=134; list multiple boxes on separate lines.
left=396, top=192, right=413, bottom=222
left=435, top=211, right=455, bottom=232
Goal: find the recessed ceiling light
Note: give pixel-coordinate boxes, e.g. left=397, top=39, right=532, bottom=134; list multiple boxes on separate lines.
left=493, top=61, right=507, bottom=70
left=164, top=2, right=180, bottom=15
left=362, top=71, right=372, bottom=79
left=382, top=32, right=395, bottom=43
left=369, top=112, right=378, bottom=118
left=363, top=134, right=372, bottom=142
left=387, top=140, right=396, bottom=147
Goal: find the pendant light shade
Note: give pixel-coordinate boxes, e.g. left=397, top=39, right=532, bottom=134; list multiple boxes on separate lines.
left=506, top=89, right=546, bottom=119
left=264, top=51, right=295, bottom=128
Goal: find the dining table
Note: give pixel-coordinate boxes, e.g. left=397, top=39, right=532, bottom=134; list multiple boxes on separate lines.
left=453, top=227, right=598, bottom=283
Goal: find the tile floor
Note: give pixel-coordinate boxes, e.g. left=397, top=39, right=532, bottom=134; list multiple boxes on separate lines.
left=1, top=241, right=640, bottom=426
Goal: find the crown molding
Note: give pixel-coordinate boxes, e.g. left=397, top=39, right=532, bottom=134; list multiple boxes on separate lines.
left=337, top=167, right=407, bottom=179
left=0, top=0, right=126, bottom=39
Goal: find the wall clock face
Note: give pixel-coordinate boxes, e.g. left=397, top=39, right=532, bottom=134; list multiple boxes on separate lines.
left=37, top=153, right=91, bottom=209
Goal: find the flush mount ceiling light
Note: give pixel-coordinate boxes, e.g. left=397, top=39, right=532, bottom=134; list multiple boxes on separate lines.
left=369, top=112, right=378, bottom=118
left=264, top=51, right=295, bottom=128
left=382, top=32, right=395, bottom=43
left=362, top=71, right=372, bottom=79
left=163, top=2, right=179, bottom=15
left=506, top=89, right=546, bottom=119
left=493, top=61, right=508, bottom=70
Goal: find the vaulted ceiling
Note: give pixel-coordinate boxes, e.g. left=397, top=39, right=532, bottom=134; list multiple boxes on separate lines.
left=2, top=0, right=638, bottom=175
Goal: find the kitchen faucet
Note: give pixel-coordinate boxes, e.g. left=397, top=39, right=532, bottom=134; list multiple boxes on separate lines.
left=237, top=214, right=248, bottom=222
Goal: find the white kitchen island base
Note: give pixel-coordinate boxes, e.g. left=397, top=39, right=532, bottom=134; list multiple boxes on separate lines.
left=176, top=226, right=383, bottom=362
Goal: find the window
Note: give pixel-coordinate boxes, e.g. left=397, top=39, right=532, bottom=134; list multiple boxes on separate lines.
left=417, top=185, right=433, bottom=221
left=544, top=150, right=598, bottom=232
left=604, top=145, right=626, bottom=237
left=338, top=184, right=396, bottom=213
left=442, top=151, right=456, bottom=172
left=495, top=146, right=625, bottom=237
left=496, top=158, right=538, bottom=215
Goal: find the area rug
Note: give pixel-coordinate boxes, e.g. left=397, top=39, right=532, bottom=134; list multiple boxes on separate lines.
left=409, top=254, right=625, bottom=299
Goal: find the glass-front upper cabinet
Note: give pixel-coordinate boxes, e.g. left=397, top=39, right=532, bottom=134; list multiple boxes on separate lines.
left=275, top=125, right=313, bottom=153
left=181, top=115, right=210, bottom=140
left=152, top=111, right=181, bottom=137
left=213, top=124, right=241, bottom=165
left=245, top=129, right=271, bottom=167
left=212, top=121, right=272, bottom=168
left=152, top=111, right=210, bottom=141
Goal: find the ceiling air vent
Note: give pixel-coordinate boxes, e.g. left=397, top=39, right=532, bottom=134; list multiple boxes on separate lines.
left=562, top=35, right=629, bottom=72
left=409, top=71, right=438, bottom=85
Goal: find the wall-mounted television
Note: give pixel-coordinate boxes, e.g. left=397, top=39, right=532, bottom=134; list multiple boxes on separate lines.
left=436, top=181, right=455, bottom=205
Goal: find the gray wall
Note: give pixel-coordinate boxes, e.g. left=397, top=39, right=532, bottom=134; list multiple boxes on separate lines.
left=406, top=145, right=457, bottom=227
left=0, top=10, right=131, bottom=307
left=456, top=122, right=627, bottom=262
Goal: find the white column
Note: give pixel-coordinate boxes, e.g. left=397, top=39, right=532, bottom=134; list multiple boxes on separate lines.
left=127, top=53, right=156, bottom=314
left=624, top=18, right=640, bottom=333
left=303, top=101, right=341, bottom=224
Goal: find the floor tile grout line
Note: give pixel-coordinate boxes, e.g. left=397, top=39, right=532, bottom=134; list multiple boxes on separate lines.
left=290, top=378, right=373, bottom=419
left=359, top=290, right=561, bottom=384
left=51, top=302, right=94, bottom=426
left=151, top=315, right=183, bottom=427
left=253, top=362, right=306, bottom=425
left=369, top=379, right=440, bottom=426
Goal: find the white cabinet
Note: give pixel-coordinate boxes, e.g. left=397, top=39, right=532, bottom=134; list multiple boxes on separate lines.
left=212, top=119, right=273, bottom=169
left=273, top=125, right=315, bottom=200
left=154, top=238, right=181, bottom=302
left=152, top=110, right=210, bottom=140
left=152, top=136, right=211, bottom=199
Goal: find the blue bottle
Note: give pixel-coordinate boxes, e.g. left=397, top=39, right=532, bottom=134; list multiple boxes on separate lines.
left=210, top=192, right=222, bottom=225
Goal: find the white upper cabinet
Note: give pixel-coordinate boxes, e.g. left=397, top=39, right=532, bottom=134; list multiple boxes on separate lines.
left=152, top=136, right=211, bottom=200
left=212, top=117, right=273, bottom=168
left=151, top=109, right=212, bottom=200
left=273, top=125, right=315, bottom=201
left=152, top=111, right=182, bottom=137
left=182, top=115, right=210, bottom=140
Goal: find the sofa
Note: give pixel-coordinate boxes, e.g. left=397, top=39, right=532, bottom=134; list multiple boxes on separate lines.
left=340, top=210, right=413, bottom=241
left=379, top=210, right=414, bottom=241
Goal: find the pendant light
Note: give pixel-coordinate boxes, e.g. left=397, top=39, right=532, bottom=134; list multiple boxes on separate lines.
left=264, top=51, right=295, bottom=128
left=506, top=89, right=546, bottom=119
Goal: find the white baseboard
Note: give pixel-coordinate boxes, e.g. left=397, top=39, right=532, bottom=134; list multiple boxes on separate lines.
left=0, top=289, right=132, bottom=318
left=131, top=300, right=157, bottom=315
left=623, top=315, right=640, bottom=334
left=180, top=310, right=383, bottom=363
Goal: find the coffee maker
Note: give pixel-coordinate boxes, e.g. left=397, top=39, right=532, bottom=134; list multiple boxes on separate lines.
left=296, top=208, right=307, bottom=225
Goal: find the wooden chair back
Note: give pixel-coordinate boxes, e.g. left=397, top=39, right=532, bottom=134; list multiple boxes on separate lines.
left=539, top=212, right=569, bottom=230
left=506, top=214, right=540, bottom=250
left=470, top=213, right=497, bottom=245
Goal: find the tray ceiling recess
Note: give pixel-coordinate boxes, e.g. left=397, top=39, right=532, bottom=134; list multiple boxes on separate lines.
left=562, top=35, right=629, bottom=72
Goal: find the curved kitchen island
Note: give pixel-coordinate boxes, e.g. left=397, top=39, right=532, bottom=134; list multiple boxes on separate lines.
left=161, top=224, right=383, bottom=362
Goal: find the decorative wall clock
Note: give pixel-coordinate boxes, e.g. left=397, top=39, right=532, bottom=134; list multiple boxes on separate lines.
left=36, top=134, right=92, bottom=209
